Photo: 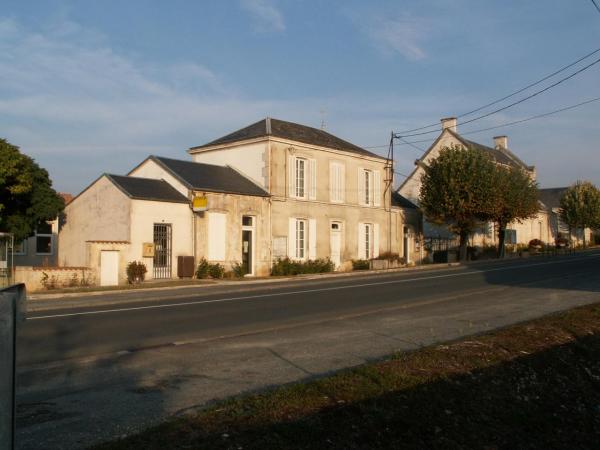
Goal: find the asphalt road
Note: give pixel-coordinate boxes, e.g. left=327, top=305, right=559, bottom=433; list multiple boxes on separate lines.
left=19, top=251, right=600, bottom=366
left=15, top=250, right=600, bottom=449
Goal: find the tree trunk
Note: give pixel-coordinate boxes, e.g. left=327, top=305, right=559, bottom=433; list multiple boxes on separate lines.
left=497, top=224, right=506, bottom=259
left=458, top=229, right=468, bottom=261
left=583, top=225, right=587, bottom=249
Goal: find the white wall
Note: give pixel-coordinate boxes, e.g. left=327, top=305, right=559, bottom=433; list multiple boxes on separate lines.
left=59, top=176, right=131, bottom=267
left=190, top=142, right=268, bottom=189
left=130, top=200, right=193, bottom=279
left=129, top=159, right=190, bottom=197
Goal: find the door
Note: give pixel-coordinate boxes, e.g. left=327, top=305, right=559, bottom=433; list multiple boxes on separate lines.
left=330, top=222, right=342, bottom=269
left=153, top=223, right=172, bottom=279
left=241, top=216, right=255, bottom=276
left=403, top=226, right=412, bottom=264
left=100, top=251, right=119, bottom=286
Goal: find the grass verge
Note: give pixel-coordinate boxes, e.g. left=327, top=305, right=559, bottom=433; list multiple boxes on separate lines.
left=96, top=303, right=600, bottom=449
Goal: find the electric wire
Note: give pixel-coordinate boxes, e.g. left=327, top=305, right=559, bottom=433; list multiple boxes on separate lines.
left=394, top=46, right=600, bottom=135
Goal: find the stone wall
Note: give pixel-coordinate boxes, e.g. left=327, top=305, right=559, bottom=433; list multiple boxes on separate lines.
left=15, top=266, right=95, bottom=292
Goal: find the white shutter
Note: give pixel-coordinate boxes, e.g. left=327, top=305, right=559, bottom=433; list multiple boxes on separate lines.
left=374, top=170, right=381, bottom=207
left=329, top=163, right=336, bottom=202
left=358, top=168, right=365, bottom=205
left=207, top=213, right=227, bottom=261
left=309, top=218, right=317, bottom=259
left=373, top=223, right=380, bottom=258
left=339, top=163, right=345, bottom=203
left=309, top=159, right=317, bottom=200
left=358, top=223, right=366, bottom=259
left=288, top=218, right=296, bottom=258
left=288, top=155, right=295, bottom=198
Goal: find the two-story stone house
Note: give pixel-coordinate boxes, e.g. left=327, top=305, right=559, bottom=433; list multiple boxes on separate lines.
left=398, top=117, right=551, bottom=247
left=58, top=118, right=420, bottom=285
left=190, top=118, right=420, bottom=271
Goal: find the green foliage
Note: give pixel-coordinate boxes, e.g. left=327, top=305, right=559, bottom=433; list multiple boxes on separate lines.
left=528, top=239, right=543, bottom=248
left=195, top=258, right=210, bottom=279
left=488, top=166, right=539, bottom=257
left=419, top=145, right=497, bottom=260
left=271, top=257, right=335, bottom=276
left=351, top=259, right=370, bottom=270
left=231, top=261, right=247, bottom=278
left=373, top=252, right=405, bottom=264
left=0, top=138, right=65, bottom=241
left=126, top=261, right=147, bottom=284
left=208, top=263, right=225, bottom=279
left=559, top=181, right=600, bottom=248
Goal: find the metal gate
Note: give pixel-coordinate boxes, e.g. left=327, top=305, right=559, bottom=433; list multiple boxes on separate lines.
left=153, top=224, right=172, bottom=279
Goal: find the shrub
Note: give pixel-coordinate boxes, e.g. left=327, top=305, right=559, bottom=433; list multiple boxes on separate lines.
left=231, top=261, right=247, bottom=278
left=195, top=258, right=210, bottom=279
left=373, top=252, right=405, bottom=264
left=528, top=239, right=543, bottom=248
left=352, top=259, right=370, bottom=271
left=271, top=257, right=335, bottom=276
left=555, top=234, right=569, bottom=248
left=68, top=273, right=79, bottom=287
left=126, top=261, right=147, bottom=284
left=208, top=263, right=225, bottom=279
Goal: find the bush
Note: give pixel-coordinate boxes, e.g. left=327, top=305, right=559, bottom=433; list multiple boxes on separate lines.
left=373, top=252, right=405, bottom=264
left=208, top=263, right=225, bottom=279
left=352, top=259, right=370, bottom=270
left=195, top=258, right=210, bottom=279
left=528, top=239, right=543, bottom=248
left=126, top=261, right=147, bottom=284
left=271, top=257, right=335, bottom=276
left=231, top=261, right=247, bottom=278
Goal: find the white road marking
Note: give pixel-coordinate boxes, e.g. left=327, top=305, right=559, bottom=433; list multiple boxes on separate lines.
left=28, top=254, right=600, bottom=320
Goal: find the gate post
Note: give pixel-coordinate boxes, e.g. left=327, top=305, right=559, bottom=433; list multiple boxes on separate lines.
left=0, top=284, right=26, bottom=450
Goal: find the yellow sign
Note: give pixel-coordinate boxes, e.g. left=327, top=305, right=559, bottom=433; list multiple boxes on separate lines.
left=142, top=242, right=155, bottom=257
left=192, top=195, right=208, bottom=212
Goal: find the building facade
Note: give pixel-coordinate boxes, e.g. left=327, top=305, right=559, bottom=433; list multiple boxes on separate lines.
left=398, top=118, right=552, bottom=248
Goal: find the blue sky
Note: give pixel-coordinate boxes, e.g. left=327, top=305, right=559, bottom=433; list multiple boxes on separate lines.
left=1, top=0, right=599, bottom=193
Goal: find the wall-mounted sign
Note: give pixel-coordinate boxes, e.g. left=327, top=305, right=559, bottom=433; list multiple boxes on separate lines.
left=142, top=242, right=155, bottom=257
left=192, top=195, right=208, bottom=212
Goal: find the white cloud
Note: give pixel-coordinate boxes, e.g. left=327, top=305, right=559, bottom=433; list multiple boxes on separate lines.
left=355, top=13, right=428, bottom=61
left=240, top=0, right=285, bottom=32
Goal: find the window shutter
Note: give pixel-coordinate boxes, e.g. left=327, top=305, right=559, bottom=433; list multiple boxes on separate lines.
left=309, top=218, right=317, bottom=259
left=358, top=168, right=365, bottom=205
left=339, top=163, right=345, bottom=203
left=288, top=155, right=295, bottom=198
left=358, top=223, right=366, bottom=260
left=373, top=223, right=380, bottom=258
left=309, top=159, right=317, bottom=200
left=288, top=218, right=296, bottom=258
left=329, top=163, right=336, bottom=202
left=374, top=171, right=381, bottom=207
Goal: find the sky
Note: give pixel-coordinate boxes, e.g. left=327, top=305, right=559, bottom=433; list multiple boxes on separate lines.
left=1, top=0, right=599, bottom=194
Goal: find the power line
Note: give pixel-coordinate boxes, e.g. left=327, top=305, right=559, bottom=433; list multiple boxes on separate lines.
left=590, top=0, right=600, bottom=14
left=393, top=95, right=600, bottom=150
left=397, top=55, right=600, bottom=138
left=395, top=46, right=600, bottom=135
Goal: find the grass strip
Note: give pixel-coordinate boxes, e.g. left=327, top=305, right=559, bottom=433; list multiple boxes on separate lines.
left=96, top=303, right=600, bottom=449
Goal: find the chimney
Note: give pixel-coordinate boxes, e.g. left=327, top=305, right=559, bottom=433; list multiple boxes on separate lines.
left=441, top=117, right=457, bottom=133
left=494, top=135, right=508, bottom=150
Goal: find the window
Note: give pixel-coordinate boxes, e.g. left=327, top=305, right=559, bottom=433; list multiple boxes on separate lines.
left=35, top=222, right=53, bottom=255
left=295, top=158, right=306, bottom=198
left=330, top=162, right=345, bottom=203
left=364, top=223, right=372, bottom=259
left=359, top=168, right=381, bottom=207
left=242, top=216, right=254, bottom=227
left=296, top=219, right=306, bottom=259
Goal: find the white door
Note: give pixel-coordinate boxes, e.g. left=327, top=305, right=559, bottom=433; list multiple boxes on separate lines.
left=330, top=222, right=342, bottom=269
left=100, top=251, right=119, bottom=286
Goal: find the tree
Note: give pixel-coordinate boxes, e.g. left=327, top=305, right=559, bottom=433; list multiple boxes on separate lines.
left=0, top=139, right=65, bottom=242
left=487, top=166, right=539, bottom=258
left=419, top=145, right=497, bottom=260
left=559, top=181, right=600, bottom=248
